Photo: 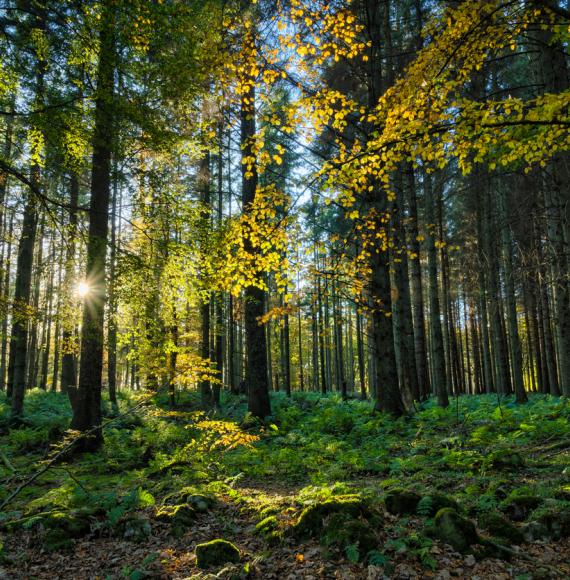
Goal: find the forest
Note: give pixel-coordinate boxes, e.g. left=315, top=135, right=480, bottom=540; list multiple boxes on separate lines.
left=0, top=0, right=569, bottom=578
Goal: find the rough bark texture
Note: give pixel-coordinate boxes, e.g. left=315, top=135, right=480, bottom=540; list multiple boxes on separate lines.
left=70, top=1, right=115, bottom=449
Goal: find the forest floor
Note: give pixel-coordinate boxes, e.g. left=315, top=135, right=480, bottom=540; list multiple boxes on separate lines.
left=1, top=390, right=569, bottom=580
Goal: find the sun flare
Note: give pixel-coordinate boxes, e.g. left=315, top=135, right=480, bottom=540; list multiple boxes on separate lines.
left=77, top=281, right=90, bottom=298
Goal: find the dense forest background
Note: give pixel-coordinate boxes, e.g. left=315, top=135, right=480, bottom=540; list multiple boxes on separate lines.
left=0, top=0, right=569, bottom=578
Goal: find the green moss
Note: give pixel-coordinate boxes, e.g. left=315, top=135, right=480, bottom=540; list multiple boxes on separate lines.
left=195, top=539, right=240, bottom=569
left=255, top=515, right=282, bottom=543
left=42, top=511, right=91, bottom=551
left=293, top=495, right=366, bottom=538
left=322, top=514, right=377, bottom=559
left=155, top=504, right=195, bottom=537
left=434, top=508, right=479, bottom=553
left=417, top=493, right=458, bottom=516
left=478, top=511, right=524, bottom=544
left=500, top=494, right=543, bottom=521
left=384, top=489, right=421, bottom=515
left=118, top=516, right=152, bottom=542
left=524, top=507, right=570, bottom=541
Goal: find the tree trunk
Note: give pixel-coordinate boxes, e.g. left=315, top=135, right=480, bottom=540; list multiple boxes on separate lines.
left=70, top=1, right=116, bottom=449
left=241, top=69, right=270, bottom=417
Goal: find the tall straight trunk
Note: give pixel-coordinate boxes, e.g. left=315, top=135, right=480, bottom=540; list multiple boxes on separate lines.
left=469, top=301, right=483, bottom=394
left=539, top=266, right=560, bottom=395
left=27, top=218, right=45, bottom=390
left=0, top=212, right=14, bottom=391
left=199, top=148, right=213, bottom=407
left=51, top=243, right=64, bottom=392
left=213, top=136, right=224, bottom=406
left=311, top=293, right=319, bottom=391
left=356, top=308, right=366, bottom=398
left=525, top=280, right=545, bottom=393
left=364, top=0, right=404, bottom=415
left=332, top=282, right=346, bottom=398
left=71, top=1, right=116, bottom=448
left=424, top=172, right=448, bottom=407
left=407, top=169, right=430, bottom=399
left=392, top=172, right=419, bottom=402
left=107, top=157, right=119, bottom=406
left=473, top=166, right=495, bottom=394
left=462, top=286, right=473, bottom=394
left=296, top=262, right=305, bottom=392
left=317, top=270, right=327, bottom=394
left=323, top=273, right=333, bottom=390
left=538, top=27, right=570, bottom=395
left=279, top=291, right=291, bottom=396
left=241, top=70, right=270, bottom=418
left=8, top=170, right=40, bottom=418
left=61, top=172, right=79, bottom=395
left=266, top=292, right=273, bottom=389
left=39, top=239, right=56, bottom=391
left=498, top=186, right=527, bottom=402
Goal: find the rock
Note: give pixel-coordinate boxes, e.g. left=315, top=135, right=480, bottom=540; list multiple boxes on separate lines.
left=120, top=516, right=152, bottom=542
left=155, top=504, right=194, bottom=537
left=322, top=514, right=378, bottom=558
left=186, top=494, right=215, bottom=512
left=292, top=496, right=380, bottom=562
left=384, top=489, right=421, bottom=515
left=418, top=493, right=459, bottom=516
left=255, top=516, right=281, bottom=543
left=501, top=494, right=543, bottom=521
left=41, top=511, right=91, bottom=551
left=464, top=554, right=476, bottom=567
left=293, top=495, right=369, bottom=538
left=522, top=508, right=570, bottom=541
left=434, top=508, right=479, bottom=553
left=478, top=511, right=524, bottom=544
left=195, top=539, right=240, bottom=569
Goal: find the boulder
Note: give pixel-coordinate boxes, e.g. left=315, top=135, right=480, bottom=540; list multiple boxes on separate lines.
left=293, top=495, right=369, bottom=538
left=42, top=511, right=91, bottom=551
left=195, top=539, right=240, bottom=569
left=434, top=508, right=479, bottom=553
left=155, top=504, right=195, bottom=537
left=501, top=494, right=542, bottom=521
left=120, top=516, right=152, bottom=542
left=384, top=489, right=421, bottom=515
left=478, top=511, right=524, bottom=544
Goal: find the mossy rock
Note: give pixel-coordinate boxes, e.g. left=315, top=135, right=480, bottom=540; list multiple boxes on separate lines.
left=384, top=489, right=421, bottom=515
left=164, top=488, right=216, bottom=511
left=187, top=494, right=216, bottom=512
left=255, top=516, right=282, bottom=543
left=434, top=508, right=479, bottom=553
left=478, top=511, right=524, bottom=544
left=293, top=495, right=371, bottom=538
left=41, top=511, right=91, bottom=551
left=195, top=539, right=240, bottom=569
left=155, top=504, right=195, bottom=537
left=119, top=516, right=152, bottom=542
left=322, top=514, right=378, bottom=559
left=500, top=494, right=543, bottom=521
left=417, top=493, right=458, bottom=516
left=522, top=508, right=570, bottom=541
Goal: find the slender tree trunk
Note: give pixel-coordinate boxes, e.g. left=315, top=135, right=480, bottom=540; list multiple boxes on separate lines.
left=71, top=1, right=116, bottom=448
left=0, top=212, right=14, bottom=391
left=61, top=173, right=79, bottom=396
left=424, top=172, right=448, bottom=407
left=407, top=169, right=430, bottom=399
left=241, top=64, right=270, bottom=417
left=107, top=156, right=119, bottom=406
